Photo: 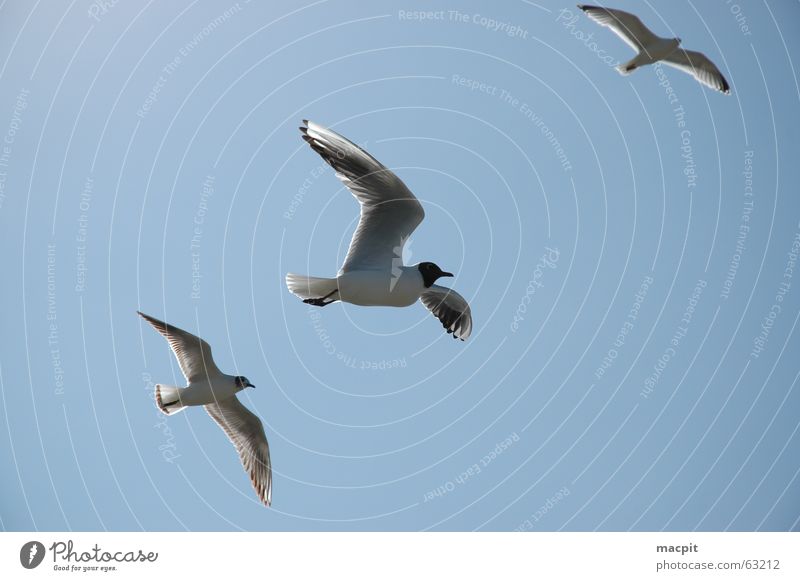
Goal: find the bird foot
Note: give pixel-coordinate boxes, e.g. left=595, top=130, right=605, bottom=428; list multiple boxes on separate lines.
left=303, top=297, right=334, bottom=307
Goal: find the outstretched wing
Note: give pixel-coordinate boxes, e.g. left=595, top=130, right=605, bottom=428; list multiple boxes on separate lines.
left=419, top=284, right=473, bottom=340
left=137, top=311, right=221, bottom=382
left=206, top=396, right=272, bottom=507
left=578, top=5, right=660, bottom=52
left=661, top=49, right=731, bottom=94
left=301, top=120, right=425, bottom=274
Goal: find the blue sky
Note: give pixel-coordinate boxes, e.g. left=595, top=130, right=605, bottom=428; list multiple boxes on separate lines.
left=1, top=0, right=799, bottom=531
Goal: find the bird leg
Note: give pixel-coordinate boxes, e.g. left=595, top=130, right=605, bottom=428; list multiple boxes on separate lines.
left=303, top=289, right=339, bottom=307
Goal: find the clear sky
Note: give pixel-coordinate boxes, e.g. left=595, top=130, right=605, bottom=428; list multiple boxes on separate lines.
left=1, top=0, right=799, bottom=531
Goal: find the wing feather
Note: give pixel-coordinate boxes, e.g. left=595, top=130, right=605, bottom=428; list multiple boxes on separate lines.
left=300, top=120, right=424, bottom=274
left=578, top=5, right=659, bottom=52
left=419, top=285, right=473, bottom=340
left=661, top=49, right=731, bottom=94
left=137, top=311, right=221, bottom=382
left=206, top=397, right=272, bottom=507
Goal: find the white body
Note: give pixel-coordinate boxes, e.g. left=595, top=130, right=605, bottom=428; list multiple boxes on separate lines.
left=624, top=37, right=680, bottom=70
left=171, top=375, right=241, bottom=407
left=337, top=267, right=425, bottom=307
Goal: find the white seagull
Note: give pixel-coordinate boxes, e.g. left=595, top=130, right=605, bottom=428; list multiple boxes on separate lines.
left=137, top=311, right=272, bottom=506
left=286, top=120, right=473, bottom=340
left=578, top=4, right=730, bottom=94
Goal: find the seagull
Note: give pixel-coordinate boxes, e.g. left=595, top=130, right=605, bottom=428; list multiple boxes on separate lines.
left=137, top=311, right=272, bottom=506
left=578, top=4, right=730, bottom=94
left=285, top=120, right=473, bottom=340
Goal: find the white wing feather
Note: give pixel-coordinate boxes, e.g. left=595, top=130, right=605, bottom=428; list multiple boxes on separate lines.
left=579, top=5, right=660, bottom=52
left=206, top=397, right=272, bottom=507
left=301, top=120, right=424, bottom=274
left=661, top=49, right=731, bottom=94
left=137, top=311, right=221, bottom=383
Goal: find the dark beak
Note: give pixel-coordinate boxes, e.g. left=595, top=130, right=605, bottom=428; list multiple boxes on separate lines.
left=247, top=382, right=256, bottom=388
left=440, top=271, right=454, bottom=277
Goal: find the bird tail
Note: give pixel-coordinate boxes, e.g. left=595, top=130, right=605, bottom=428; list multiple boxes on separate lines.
left=285, top=273, right=338, bottom=301
left=155, top=384, right=186, bottom=415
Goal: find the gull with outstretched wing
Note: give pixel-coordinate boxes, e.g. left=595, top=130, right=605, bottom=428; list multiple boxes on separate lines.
left=285, top=120, right=473, bottom=340
left=137, top=311, right=272, bottom=506
left=578, top=4, right=730, bottom=94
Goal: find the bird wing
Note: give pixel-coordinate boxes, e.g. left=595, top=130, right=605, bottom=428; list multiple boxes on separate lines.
left=205, top=396, right=272, bottom=507
left=419, top=284, right=473, bottom=340
left=661, top=49, right=731, bottom=94
left=300, top=120, right=425, bottom=274
left=137, top=311, right=221, bottom=382
left=578, top=5, right=660, bottom=52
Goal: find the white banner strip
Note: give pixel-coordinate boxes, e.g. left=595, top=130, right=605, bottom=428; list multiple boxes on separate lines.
left=1, top=532, right=798, bottom=580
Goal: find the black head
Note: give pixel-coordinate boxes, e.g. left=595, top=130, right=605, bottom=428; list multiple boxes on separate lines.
left=417, top=262, right=453, bottom=288
left=235, top=376, right=255, bottom=389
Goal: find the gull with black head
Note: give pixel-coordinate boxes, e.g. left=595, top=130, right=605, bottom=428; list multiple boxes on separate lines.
left=285, top=120, right=473, bottom=340
left=137, top=311, right=272, bottom=506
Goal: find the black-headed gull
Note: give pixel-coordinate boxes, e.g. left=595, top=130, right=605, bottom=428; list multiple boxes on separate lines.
left=137, top=311, right=272, bottom=506
left=578, top=4, right=730, bottom=94
left=286, top=120, right=473, bottom=340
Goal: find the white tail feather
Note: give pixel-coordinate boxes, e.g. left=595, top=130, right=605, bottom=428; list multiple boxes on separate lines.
left=285, top=273, right=338, bottom=300
left=155, top=384, right=186, bottom=415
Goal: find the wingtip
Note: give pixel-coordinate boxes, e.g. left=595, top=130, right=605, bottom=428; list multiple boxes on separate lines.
left=447, top=325, right=469, bottom=341
left=137, top=310, right=157, bottom=323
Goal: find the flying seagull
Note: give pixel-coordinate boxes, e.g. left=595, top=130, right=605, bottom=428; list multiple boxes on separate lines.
left=137, top=311, right=272, bottom=506
left=286, top=120, right=473, bottom=340
left=578, top=4, right=730, bottom=94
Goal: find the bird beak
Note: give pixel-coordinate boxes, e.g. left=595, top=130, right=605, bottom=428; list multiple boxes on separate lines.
left=247, top=382, right=256, bottom=388
left=441, top=272, right=454, bottom=277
